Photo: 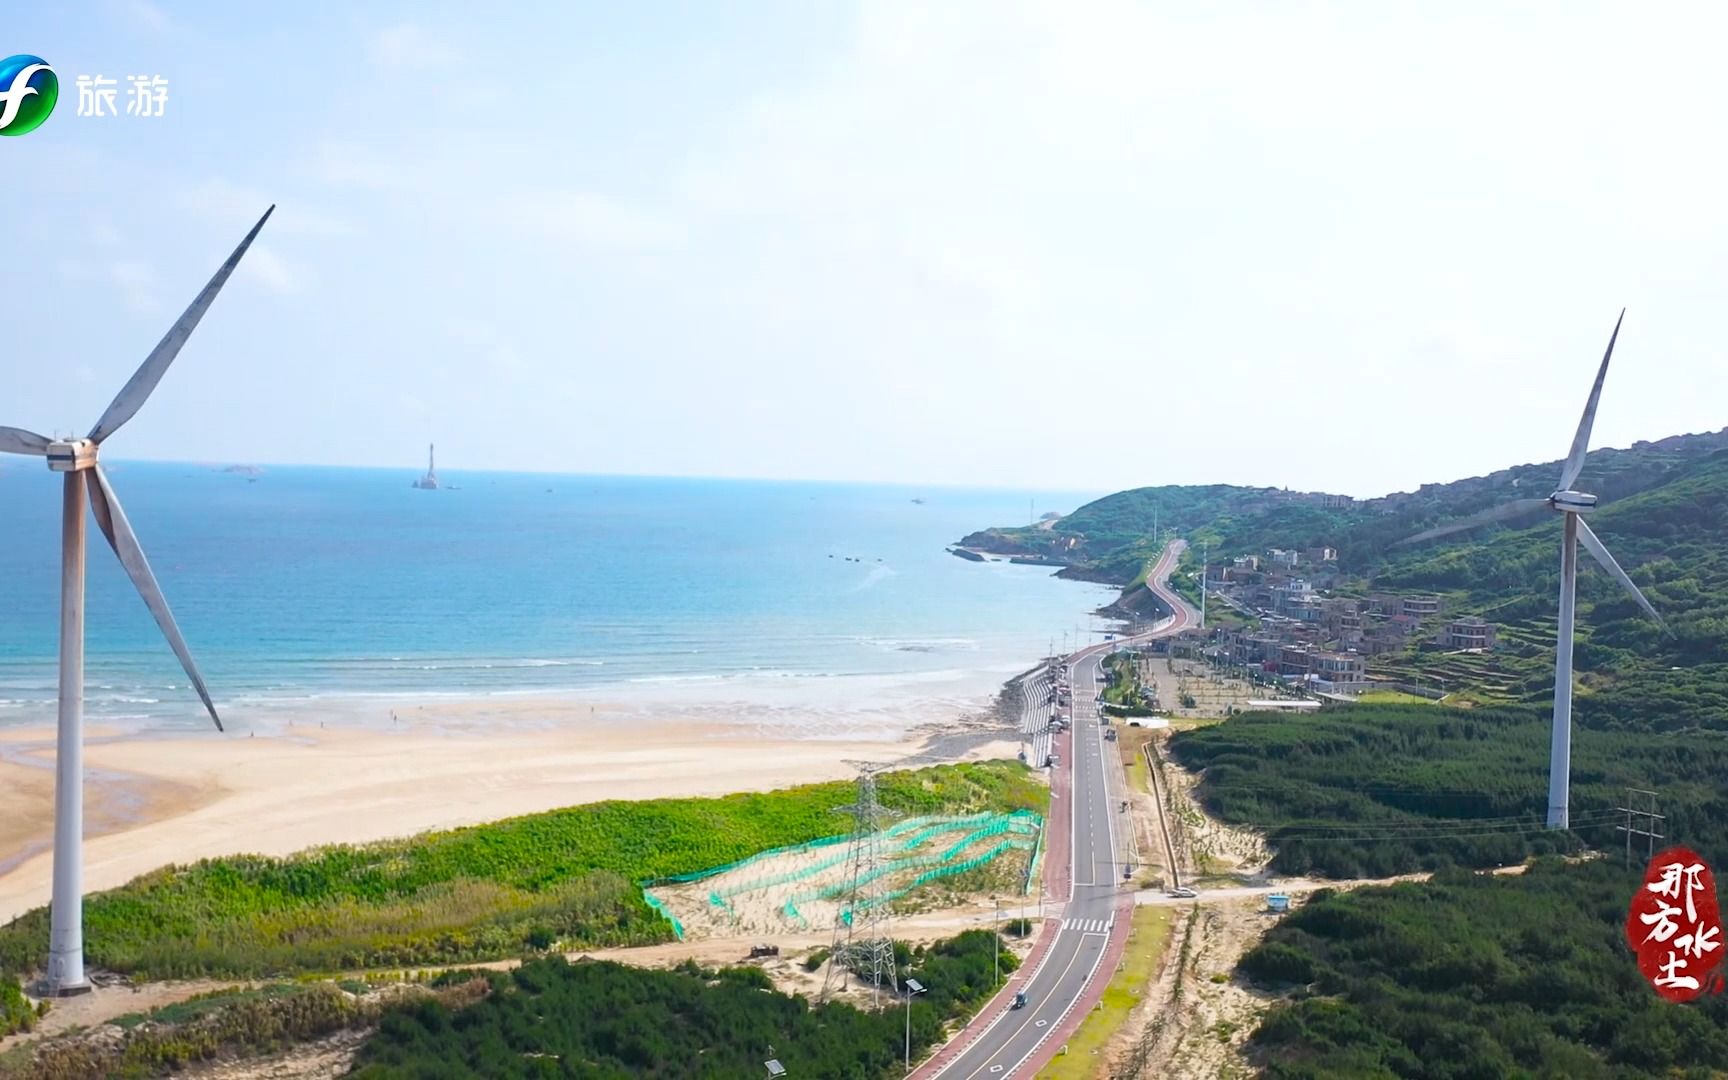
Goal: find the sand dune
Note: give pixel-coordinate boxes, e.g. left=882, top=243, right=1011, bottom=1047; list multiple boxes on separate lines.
left=0, top=697, right=1017, bottom=925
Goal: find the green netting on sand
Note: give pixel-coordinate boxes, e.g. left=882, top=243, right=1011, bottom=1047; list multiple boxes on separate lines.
left=847, top=838, right=1035, bottom=916
left=1022, top=817, right=1044, bottom=896
left=641, top=892, right=685, bottom=940
left=642, top=810, right=1043, bottom=933
left=641, top=831, right=853, bottom=890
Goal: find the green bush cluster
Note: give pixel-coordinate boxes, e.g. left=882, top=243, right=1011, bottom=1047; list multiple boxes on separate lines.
left=0, top=975, right=34, bottom=1037
left=1168, top=702, right=1728, bottom=878
left=350, top=929, right=1016, bottom=1078
left=1175, top=698, right=1728, bottom=1076
left=27, top=983, right=371, bottom=1080
left=1244, top=860, right=1728, bottom=1078
left=0, top=762, right=1039, bottom=983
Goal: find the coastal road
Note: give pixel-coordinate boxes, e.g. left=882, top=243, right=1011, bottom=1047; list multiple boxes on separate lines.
left=918, top=540, right=1192, bottom=1079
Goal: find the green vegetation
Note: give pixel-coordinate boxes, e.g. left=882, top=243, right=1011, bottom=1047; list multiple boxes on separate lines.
left=351, top=931, right=1018, bottom=1079
left=1243, top=860, right=1728, bottom=1078
left=1036, top=906, right=1174, bottom=1080
left=1101, top=651, right=1153, bottom=713
left=963, top=432, right=1726, bottom=588
left=0, top=762, right=1041, bottom=983
left=1169, top=701, right=1728, bottom=1076
left=1168, top=703, right=1728, bottom=878
left=21, top=982, right=378, bottom=1080
left=0, top=975, right=36, bottom=1037
left=965, top=433, right=1728, bottom=712
left=1354, top=689, right=1435, bottom=705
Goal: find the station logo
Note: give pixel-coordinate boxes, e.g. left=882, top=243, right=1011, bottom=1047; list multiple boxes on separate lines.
left=0, top=55, right=57, bottom=136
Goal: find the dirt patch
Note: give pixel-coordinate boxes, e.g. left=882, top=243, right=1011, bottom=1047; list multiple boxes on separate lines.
left=572, top=897, right=1046, bottom=1008
left=1145, top=658, right=1272, bottom=720
left=180, top=1027, right=370, bottom=1079
left=0, top=977, right=241, bottom=1054
left=1112, top=897, right=1279, bottom=1078
left=1155, top=736, right=1270, bottom=883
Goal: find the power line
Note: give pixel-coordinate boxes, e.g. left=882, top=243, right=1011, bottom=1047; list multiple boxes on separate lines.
left=1269, top=816, right=1625, bottom=844
left=1616, top=788, right=1664, bottom=869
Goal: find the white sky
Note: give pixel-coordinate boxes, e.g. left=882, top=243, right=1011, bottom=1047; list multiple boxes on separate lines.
left=3, top=2, right=1725, bottom=496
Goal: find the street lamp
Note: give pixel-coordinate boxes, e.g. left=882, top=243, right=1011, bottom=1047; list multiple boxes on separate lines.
left=993, top=898, right=1002, bottom=983
left=903, top=978, right=927, bottom=1073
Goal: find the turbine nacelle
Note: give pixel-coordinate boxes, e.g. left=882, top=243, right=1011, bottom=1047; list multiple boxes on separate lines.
left=0, top=205, right=273, bottom=995
left=46, top=439, right=97, bottom=473
left=1547, top=489, right=1598, bottom=513
left=1395, top=309, right=1666, bottom=834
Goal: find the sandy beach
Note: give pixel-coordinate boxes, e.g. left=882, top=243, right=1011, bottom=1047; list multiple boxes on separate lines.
left=0, top=695, right=1022, bottom=925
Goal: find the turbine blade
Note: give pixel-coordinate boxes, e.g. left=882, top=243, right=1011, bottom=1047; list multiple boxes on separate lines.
left=0, top=426, right=50, bottom=455
left=88, top=205, right=276, bottom=444
left=1395, top=498, right=1551, bottom=546
left=1576, top=517, right=1668, bottom=634
left=1557, top=308, right=1624, bottom=492
left=86, top=466, right=224, bottom=731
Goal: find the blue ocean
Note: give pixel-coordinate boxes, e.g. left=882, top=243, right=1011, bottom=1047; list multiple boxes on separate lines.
left=0, top=463, right=1115, bottom=731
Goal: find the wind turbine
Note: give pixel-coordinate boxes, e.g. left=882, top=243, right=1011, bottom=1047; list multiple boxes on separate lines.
left=0, top=206, right=273, bottom=994
left=1398, top=309, right=1666, bottom=830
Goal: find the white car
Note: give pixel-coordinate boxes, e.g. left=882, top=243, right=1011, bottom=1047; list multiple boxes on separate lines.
left=1169, top=886, right=1198, bottom=899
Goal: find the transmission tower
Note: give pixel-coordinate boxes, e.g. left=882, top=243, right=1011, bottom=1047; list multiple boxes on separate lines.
left=821, top=761, right=903, bottom=1005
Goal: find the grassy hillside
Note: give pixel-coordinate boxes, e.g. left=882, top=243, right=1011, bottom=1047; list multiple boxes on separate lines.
left=1169, top=702, right=1728, bottom=1076
left=1242, top=860, right=1728, bottom=1079
left=1167, top=703, right=1728, bottom=878
left=964, top=430, right=1728, bottom=719
left=0, top=762, right=1041, bottom=983
left=959, top=429, right=1728, bottom=585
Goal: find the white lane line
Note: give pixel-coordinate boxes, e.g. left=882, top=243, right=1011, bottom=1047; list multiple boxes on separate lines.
left=994, top=930, right=1114, bottom=1079
left=953, top=929, right=1095, bottom=1080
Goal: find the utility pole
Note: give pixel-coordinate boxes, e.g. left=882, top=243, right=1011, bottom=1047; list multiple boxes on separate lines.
left=1200, top=543, right=1208, bottom=631
left=993, top=898, right=1001, bottom=983
left=1617, top=789, right=1664, bottom=869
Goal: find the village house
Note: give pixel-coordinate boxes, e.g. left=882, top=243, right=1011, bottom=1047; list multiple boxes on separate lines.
left=1314, top=650, right=1367, bottom=684
left=1442, top=616, right=1497, bottom=650
left=1402, top=594, right=1442, bottom=617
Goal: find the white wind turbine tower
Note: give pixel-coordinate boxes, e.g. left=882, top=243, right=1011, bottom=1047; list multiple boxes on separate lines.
left=1398, top=309, right=1666, bottom=830
left=0, top=206, right=273, bottom=995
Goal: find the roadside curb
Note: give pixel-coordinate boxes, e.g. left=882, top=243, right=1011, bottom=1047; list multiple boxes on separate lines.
left=1017, top=891, right=1137, bottom=1075
left=910, top=914, right=1065, bottom=1079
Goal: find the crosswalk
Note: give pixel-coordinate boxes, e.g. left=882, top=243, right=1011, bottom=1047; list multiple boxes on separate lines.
left=1060, top=917, right=1111, bottom=933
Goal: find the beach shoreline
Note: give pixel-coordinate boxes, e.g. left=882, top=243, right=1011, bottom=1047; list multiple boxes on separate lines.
left=0, top=680, right=1030, bottom=926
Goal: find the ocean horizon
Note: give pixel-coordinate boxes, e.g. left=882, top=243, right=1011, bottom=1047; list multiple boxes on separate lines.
left=0, top=462, right=1117, bottom=734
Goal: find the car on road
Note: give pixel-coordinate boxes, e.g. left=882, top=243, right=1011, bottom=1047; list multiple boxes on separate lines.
left=1011, top=991, right=1027, bottom=1010
left=1169, top=886, right=1198, bottom=898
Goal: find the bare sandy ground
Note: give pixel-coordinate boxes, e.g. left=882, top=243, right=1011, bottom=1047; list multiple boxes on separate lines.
left=0, top=699, right=1016, bottom=925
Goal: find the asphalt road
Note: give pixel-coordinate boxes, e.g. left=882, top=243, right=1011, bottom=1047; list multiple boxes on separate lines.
left=928, top=541, right=1191, bottom=1078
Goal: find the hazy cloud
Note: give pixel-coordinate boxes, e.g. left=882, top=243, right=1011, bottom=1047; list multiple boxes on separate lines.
left=371, top=23, right=458, bottom=70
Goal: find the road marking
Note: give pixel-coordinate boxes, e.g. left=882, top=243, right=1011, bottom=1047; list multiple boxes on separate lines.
left=1059, top=918, right=1108, bottom=932
left=952, top=928, right=1094, bottom=1080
